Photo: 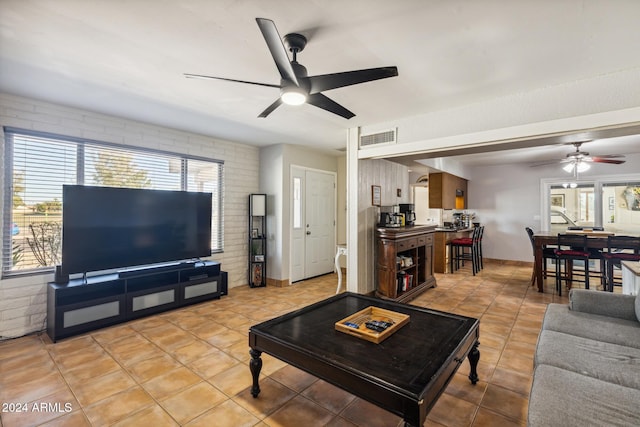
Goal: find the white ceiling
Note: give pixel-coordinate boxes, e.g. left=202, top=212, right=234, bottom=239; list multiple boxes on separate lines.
left=1, top=0, right=640, bottom=165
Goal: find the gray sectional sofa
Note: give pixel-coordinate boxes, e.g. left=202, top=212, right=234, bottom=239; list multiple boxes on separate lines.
left=529, top=289, right=640, bottom=426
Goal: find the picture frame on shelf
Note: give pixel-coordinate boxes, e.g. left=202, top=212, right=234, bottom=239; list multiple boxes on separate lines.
left=251, top=228, right=259, bottom=238
left=254, top=255, right=264, bottom=262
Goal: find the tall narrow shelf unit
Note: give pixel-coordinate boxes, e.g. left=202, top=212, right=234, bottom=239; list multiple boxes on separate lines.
left=249, top=194, right=267, bottom=287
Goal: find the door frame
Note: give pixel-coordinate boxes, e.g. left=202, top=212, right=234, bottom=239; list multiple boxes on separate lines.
left=290, top=165, right=337, bottom=283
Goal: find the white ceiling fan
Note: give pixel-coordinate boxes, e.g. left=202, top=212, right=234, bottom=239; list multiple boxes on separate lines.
left=531, top=141, right=626, bottom=175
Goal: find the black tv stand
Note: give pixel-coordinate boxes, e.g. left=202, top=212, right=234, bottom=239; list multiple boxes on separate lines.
left=47, top=261, right=222, bottom=342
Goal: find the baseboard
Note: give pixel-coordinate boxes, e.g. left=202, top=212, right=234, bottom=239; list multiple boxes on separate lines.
left=266, top=277, right=290, bottom=287
left=484, top=258, right=533, bottom=267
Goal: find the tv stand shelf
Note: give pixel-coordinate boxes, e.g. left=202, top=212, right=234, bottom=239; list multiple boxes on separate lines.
left=47, top=261, right=221, bottom=342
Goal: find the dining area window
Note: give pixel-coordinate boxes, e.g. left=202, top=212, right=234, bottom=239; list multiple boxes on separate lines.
left=549, top=183, right=595, bottom=232
left=543, top=175, right=640, bottom=234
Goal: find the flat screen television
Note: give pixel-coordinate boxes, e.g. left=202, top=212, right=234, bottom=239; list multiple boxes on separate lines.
left=61, top=185, right=212, bottom=276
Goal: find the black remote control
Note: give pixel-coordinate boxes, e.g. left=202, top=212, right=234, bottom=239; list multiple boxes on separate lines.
left=365, top=320, right=393, bottom=332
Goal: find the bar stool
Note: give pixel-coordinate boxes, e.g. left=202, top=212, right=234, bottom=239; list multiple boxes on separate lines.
left=476, top=225, right=485, bottom=270
left=450, top=226, right=482, bottom=275
left=601, top=236, right=640, bottom=291
left=526, top=227, right=555, bottom=286
left=555, top=234, right=590, bottom=296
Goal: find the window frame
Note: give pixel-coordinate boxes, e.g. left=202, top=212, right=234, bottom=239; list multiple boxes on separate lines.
left=2, top=127, right=224, bottom=278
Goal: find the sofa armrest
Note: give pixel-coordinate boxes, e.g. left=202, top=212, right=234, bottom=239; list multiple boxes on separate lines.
left=569, top=289, right=637, bottom=321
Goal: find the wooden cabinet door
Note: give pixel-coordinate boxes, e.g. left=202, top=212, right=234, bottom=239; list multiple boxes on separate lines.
left=424, top=239, right=434, bottom=281
left=376, top=239, right=398, bottom=298
left=428, top=172, right=468, bottom=209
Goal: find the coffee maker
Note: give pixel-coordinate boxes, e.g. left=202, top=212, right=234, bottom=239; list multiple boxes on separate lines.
left=399, top=203, right=416, bottom=226
left=379, top=205, right=402, bottom=227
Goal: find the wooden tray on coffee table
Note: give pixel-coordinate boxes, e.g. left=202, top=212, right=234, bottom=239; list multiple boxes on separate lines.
left=335, top=306, right=410, bottom=344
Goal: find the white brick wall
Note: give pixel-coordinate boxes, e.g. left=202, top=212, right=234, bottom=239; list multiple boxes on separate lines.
left=0, top=93, right=259, bottom=339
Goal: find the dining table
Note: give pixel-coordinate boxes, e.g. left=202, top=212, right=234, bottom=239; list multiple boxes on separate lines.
left=532, top=230, right=613, bottom=292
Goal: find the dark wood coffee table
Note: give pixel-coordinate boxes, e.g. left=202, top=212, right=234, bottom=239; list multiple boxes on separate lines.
left=248, top=292, right=479, bottom=427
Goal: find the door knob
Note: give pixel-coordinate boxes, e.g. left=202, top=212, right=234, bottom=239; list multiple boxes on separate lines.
left=306, top=231, right=311, bottom=235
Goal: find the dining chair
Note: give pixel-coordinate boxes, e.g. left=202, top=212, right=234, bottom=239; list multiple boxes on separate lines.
left=555, top=234, right=590, bottom=296
left=601, top=235, right=640, bottom=291
left=525, top=227, right=555, bottom=287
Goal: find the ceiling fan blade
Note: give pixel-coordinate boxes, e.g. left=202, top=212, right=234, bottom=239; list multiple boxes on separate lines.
left=590, top=157, right=626, bottom=164
left=308, top=66, right=398, bottom=93
left=184, top=74, right=281, bottom=88
left=590, top=154, right=625, bottom=159
left=529, top=159, right=570, bottom=167
left=307, top=93, right=355, bottom=119
left=258, top=98, right=283, bottom=118
left=256, top=18, right=299, bottom=86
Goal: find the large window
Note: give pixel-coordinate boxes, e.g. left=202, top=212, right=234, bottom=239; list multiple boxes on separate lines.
left=546, top=176, right=640, bottom=234
left=3, top=128, right=224, bottom=277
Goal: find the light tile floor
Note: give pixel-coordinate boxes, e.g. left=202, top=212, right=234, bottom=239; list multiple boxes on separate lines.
left=0, top=261, right=568, bottom=427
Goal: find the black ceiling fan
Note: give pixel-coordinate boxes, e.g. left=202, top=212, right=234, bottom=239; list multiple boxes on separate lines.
left=530, top=141, right=626, bottom=168
left=185, top=18, right=398, bottom=119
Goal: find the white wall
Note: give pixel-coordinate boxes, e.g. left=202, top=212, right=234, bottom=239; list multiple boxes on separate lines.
left=336, top=155, right=347, bottom=269
left=258, top=144, right=284, bottom=282
left=0, top=93, right=259, bottom=339
left=468, top=153, right=640, bottom=263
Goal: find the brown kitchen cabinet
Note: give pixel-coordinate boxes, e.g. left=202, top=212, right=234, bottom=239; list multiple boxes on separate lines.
left=375, top=225, right=437, bottom=302
left=428, top=172, right=468, bottom=209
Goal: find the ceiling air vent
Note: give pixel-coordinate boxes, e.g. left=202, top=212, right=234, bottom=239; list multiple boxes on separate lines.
left=359, top=128, right=397, bottom=148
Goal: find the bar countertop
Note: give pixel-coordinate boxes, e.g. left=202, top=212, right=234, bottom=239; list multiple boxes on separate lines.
left=434, top=227, right=474, bottom=233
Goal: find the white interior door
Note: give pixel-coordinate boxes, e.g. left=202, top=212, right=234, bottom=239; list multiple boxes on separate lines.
left=291, top=167, right=336, bottom=282
left=305, top=170, right=335, bottom=278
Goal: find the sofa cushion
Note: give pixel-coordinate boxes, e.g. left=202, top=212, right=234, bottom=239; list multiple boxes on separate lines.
left=535, top=330, right=640, bottom=389
left=542, top=304, right=640, bottom=349
left=569, top=289, right=637, bottom=321
left=529, top=364, right=640, bottom=427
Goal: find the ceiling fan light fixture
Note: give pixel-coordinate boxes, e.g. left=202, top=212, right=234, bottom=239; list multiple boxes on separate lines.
left=576, top=162, right=590, bottom=173
left=281, top=86, right=307, bottom=105
left=562, top=161, right=590, bottom=173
